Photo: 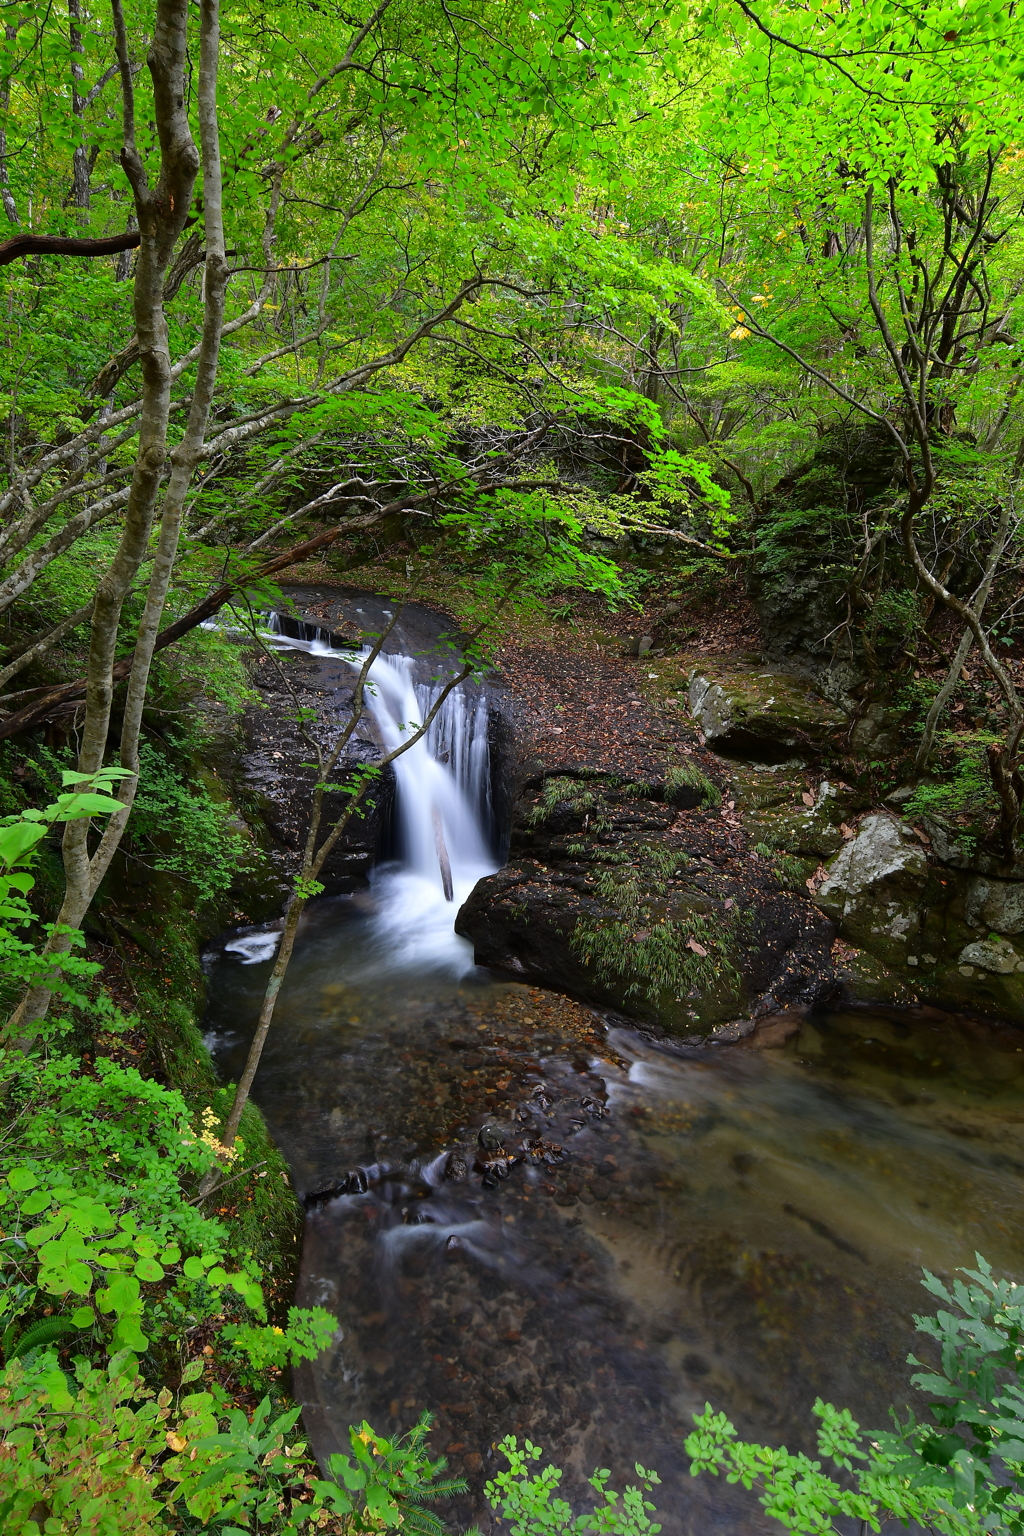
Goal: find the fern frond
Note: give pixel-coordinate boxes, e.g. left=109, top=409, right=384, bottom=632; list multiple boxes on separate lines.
left=9, top=1316, right=79, bottom=1360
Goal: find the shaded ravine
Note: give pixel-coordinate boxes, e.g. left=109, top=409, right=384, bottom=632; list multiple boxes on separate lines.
left=204, top=608, right=1024, bottom=1534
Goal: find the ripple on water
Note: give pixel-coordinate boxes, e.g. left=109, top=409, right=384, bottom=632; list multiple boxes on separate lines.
left=205, top=893, right=1024, bottom=1534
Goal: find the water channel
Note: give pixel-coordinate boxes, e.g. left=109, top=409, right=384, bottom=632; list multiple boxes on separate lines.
left=204, top=612, right=1024, bottom=1533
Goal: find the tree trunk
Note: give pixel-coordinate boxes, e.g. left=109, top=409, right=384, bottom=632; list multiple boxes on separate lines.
left=5, top=0, right=206, bottom=1039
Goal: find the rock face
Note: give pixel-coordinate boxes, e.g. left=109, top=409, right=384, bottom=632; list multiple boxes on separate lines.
left=815, top=815, right=928, bottom=936
left=965, top=878, right=1024, bottom=936
left=233, top=584, right=511, bottom=895
left=456, top=769, right=838, bottom=1037
left=237, top=637, right=395, bottom=893
left=808, top=811, right=1024, bottom=1019
left=688, top=668, right=846, bottom=762
left=748, top=425, right=900, bottom=676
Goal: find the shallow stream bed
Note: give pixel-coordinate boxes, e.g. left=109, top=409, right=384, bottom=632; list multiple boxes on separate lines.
left=205, top=890, right=1024, bottom=1534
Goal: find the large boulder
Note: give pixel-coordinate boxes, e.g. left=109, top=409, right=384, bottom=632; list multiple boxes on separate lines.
left=812, top=814, right=928, bottom=964
left=456, top=769, right=838, bottom=1036
left=964, top=876, right=1024, bottom=935
left=810, top=812, right=1024, bottom=1020
left=688, top=668, right=846, bottom=763
left=736, top=774, right=858, bottom=863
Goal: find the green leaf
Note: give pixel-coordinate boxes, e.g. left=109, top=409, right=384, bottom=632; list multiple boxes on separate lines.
left=107, top=1348, right=139, bottom=1379
left=133, top=1256, right=165, bottom=1283
left=0, top=822, right=47, bottom=870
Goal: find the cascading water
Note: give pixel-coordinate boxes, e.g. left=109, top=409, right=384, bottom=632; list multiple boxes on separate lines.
left=261, top=611, right=497, bottom=975
left=206, top=595, right=1024, bottom=1532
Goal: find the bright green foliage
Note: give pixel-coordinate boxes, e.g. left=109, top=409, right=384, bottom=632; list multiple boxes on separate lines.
left=129, top=744, right=248, bottom=907
left=0, top=770, right=129, bottom=927
left=686, top=1257, right=1024, bottom=1535
left=485, top=1435, right=661, bottom=1536
left=0, top=780, right=138, bottom=1029
left=665, top=762, right=722, bottom=810
left=905, top=734, right=1003, bottom=834
left=0, top=1048, right=335, bottom=1379
left=0, top=1356, right=462, bottom=1535
left=310, top=1415, right=469, bottom=1535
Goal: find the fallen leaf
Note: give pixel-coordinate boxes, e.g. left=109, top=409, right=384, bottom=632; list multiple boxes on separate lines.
left=723, top=898, right=733, bottom=910
left=633, top=929, right=651, bottom=941
left=840, top=823, right=855, bottom=839
left=801, top=791, right=814, bottom=807
left=686, top=938, right=708, bottom=957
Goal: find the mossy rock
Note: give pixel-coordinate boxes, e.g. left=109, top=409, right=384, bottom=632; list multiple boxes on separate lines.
left=688, top=667, right=847, bottom=763
left=739, top=778, right=859, bottom=861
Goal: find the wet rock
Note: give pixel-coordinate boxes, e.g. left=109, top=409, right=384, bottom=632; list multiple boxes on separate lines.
left=738, top=1011, right=805, bottom=1050
left=457, top=771, right=838, bottom=1035
left=737, top=776, right=858, bottom=862
left=688, top=668, right=846, bottom=763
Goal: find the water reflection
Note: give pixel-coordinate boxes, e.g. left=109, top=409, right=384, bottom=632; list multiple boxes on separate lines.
left=205, top=897, right=1024, bottom=1534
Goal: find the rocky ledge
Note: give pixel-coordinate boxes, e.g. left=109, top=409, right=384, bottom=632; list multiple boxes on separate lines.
left=457, top=644, right=1024, bottom=1034
left=456, top=759, right=839, bottom=1038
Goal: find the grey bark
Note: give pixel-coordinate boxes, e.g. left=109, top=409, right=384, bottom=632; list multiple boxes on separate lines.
left=6, top=0, right=202, bottom=1037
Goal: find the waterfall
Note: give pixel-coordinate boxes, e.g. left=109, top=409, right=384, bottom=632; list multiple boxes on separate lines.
left=263, top=611, right=497, bottom=976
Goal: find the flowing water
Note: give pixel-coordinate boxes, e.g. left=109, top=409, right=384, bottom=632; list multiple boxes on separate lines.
left=205, top=617, right=1024, bottom=1533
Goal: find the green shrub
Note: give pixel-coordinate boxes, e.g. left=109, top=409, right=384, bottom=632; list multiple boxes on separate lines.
left=486, top=1436, right=661, bottom=1536
left=0, top=1358, right=462, bottom=1536
left=905, top=731, right=1000, bottom=830
left=130, top=742, right=248, bottom=906
left=687, top=1255, right=1024, bottom=1535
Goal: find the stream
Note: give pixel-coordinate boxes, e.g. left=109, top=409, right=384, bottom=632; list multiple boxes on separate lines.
left=204, top=614, right=1024, bottom=1534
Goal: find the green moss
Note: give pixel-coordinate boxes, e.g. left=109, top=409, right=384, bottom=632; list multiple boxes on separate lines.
left=753, top=838, right=814, bottom=891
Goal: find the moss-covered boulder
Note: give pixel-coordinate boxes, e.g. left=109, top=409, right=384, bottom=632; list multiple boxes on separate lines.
left=688, top=666, right=847, bottom=762
left=456, top=769, right=838, bottom=1036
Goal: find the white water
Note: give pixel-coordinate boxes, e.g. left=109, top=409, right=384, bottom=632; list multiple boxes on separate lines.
left=263, top=613, right=497, bottom=978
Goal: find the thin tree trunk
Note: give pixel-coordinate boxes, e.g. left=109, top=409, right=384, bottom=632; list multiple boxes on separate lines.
left=0, top=602, right=95, bottom=691
left=5, top=0, right=202, bottom=1039
left=0, top=25, right=19, bottom=225
left=914, top=506, right=1008, bottom=774
left=84, top=0, right=228, bottom=906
